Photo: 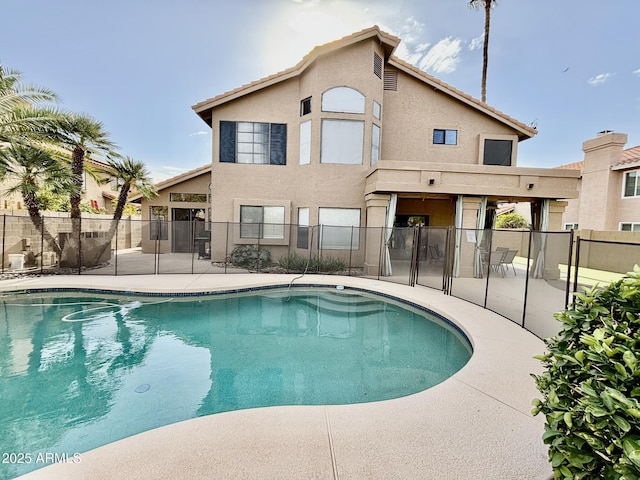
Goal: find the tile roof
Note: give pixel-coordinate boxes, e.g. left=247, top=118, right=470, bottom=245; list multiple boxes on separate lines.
left=192, top=26, right=399, bottom=117
left=129, top=164, right=212, bottom=201
left=192, top=26, right=536, bottom=139
left=555, top=161, right=584, bottom=170
left=611, top=145, right=640, bottom=169
left=555, top=145, right=640, bottom=172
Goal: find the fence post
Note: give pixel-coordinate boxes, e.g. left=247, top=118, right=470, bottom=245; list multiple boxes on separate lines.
left=40, top=216, right=45, bottom=274
left=77, top=218, right=82, bottom=275
left=521, top=229, right=534, bottom=329
left=348, top=226, right=354, bottom=276
left=564, top=229, right=574, bottom=308
left=115, top=221, right=118, bottom=276
left=1, top=215, right=5, bottom=273
left=155, top=219, right=160, bottom=275
left=482, top=228, right=494, bottom=309
left=573, top=235, right=581, bottom=295
left=224, top=222, right=229, bottom=274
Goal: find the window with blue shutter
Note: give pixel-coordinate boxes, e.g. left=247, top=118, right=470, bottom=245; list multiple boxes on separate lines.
left=218, top=121, right=287, bottom=165
left=220, top=121, right=236, bottom=163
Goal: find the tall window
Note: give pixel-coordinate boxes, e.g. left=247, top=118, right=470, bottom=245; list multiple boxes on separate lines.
left=149, top=206, right=168, bottom=240
left=373, top=100, right=381, bottom=120
left=321, top=119, right=364, bottom=164
left=240, top=205, right=285, bottom=239
left=433, top=129, right=457, bottom=145
left=299, top=120, right=311, bottom=165
left=219, top=121, right=287, bottom=165
left=624, top=171, right=640, bottom=197
left=371, top=124, right=381, bottom=165
left=297, top=207, right=309, bottom=249
left=318, top=208, right=360, bottom=250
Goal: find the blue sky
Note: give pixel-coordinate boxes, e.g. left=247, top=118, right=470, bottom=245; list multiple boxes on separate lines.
left=2, top=0, right=639, bottom=182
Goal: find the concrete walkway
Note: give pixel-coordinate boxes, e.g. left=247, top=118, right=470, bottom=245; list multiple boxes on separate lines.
left=3, top=274, right=552, bottom=480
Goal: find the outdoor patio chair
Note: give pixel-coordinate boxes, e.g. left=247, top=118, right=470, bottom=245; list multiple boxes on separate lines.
left=483, top=250, right=506, bottom=277
left=500, top=249, right=518, bottom=276
left=428, top=244, right=444, bottom=262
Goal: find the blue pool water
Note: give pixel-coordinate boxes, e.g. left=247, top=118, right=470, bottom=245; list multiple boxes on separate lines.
left=0, top=286, right=471, bottom=478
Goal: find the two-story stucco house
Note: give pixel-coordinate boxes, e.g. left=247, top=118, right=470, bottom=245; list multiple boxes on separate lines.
left=560, top=131, right=640, bottom=232
left=192, top=26, right=578, bottom=274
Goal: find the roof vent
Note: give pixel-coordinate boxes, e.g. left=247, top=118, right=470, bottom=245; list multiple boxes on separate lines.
left=597, top=130, right=614, bottom=136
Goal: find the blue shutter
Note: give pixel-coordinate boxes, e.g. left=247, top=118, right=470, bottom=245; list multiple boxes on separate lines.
left=269, top=123, right=287, bottom=165
left=220, top=121, right=236, bottom=163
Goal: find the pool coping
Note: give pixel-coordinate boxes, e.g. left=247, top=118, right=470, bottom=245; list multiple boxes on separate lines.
left=4, top=274, right=553, bottom=480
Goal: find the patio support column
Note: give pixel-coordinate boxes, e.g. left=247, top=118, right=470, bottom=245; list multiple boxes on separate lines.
left=458, top=196, right=482, bottom=278
left=364, top=193, right=391, bottom=276
left=542, top=200, right=569, bottom=280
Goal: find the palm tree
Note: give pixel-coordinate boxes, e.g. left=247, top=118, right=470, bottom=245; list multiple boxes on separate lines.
left=469, top=0, right=498, bottom=103
left=91, top=156, right=157, bottom=265
left=0, top=63, right=66, bottom=146
left=0, top=144, right=77, bottom=256
left=44, top=113, right=117, bottom=267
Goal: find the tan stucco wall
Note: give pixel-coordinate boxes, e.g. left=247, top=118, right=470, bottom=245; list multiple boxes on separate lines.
left=562, top=132, right=640, bottom=231
left=209, top=40, right=386, bottom=242
left=140, top=173, right=211, bottom=253
left=381, top=66, right=518, bottom=166
left=577, top=132, right=628, bottom=230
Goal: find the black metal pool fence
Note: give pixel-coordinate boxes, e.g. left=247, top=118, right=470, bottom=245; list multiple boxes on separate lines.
left=2, top=215, right=639, bottom=340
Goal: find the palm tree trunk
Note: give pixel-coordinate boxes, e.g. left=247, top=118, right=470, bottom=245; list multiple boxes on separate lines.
left=69, top=146, right=84, bottom=268
left=481, top=1, right=491, bottom=103
left=24, top=192, right=62, bottom=257
left=92, top=183, right=131, bottom=266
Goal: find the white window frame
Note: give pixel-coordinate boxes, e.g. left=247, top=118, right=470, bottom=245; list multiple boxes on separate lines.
left=563, top=223, right=579, bottom=230
left=299, top=120, right=311, bottom=165
left=622, top=170, right=640, bottom=198
left=239, top=205, right=285, bottom=239
left=371, top=123, right=381, bottom=166
left=318, top=207, right=360, bottom=250
left=620, top=222, right=640, bottom=231
left=373, top=100, right=381, bottom=120
left=321, top=119, right=364, bottom=165
left=321, top=87, right=365, bottom=114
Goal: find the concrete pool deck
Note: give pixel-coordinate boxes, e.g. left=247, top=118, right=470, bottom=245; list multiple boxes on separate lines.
left=3, top=274, right=553, bottom=480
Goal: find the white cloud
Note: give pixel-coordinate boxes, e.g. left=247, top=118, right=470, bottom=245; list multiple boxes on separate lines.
left=418, top=37, right=462, bottom=74
left=389, top=17, right=462, bottom=75
left=150, top=166, right=187, bottom=184
left=633, top=68, right=640, bottom=76
left=588, top=73, right=612, bottom=86
left=469, top=33, right=484, bottom=51
left=189, top=130, right=208, bottom=137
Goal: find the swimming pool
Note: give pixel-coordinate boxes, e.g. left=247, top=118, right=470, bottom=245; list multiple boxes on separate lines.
left=0, top=286, right=471, bottom=478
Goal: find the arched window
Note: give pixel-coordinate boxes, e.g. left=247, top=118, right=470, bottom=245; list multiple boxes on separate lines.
left=321, top=87, right=365, bottom=114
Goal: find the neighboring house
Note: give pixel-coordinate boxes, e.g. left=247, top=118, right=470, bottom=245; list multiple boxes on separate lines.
left=191, top=26, right=579, bottom=275
left=0, top=156, right=120, bottom=214
left=559, top=131, right=640, bottom=232
left=132, top=164, right=211, bottom=253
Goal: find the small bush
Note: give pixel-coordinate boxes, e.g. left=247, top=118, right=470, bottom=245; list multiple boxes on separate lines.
left=229, top=245, right=271, bottom=270
left=496, top=212, right=530, bottom=229
left=277, top=253, right=347, bottom=273
left=532, top=265, right=640, bottom=479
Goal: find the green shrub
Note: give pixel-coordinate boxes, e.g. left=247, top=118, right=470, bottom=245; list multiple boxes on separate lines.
left=532, top=265, right=640, bottom=479
left=496, top=212, right=530, bottom=229
left=277, top=253, right=347, bottom=273
left=229, top=245, right=271, bottom=270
